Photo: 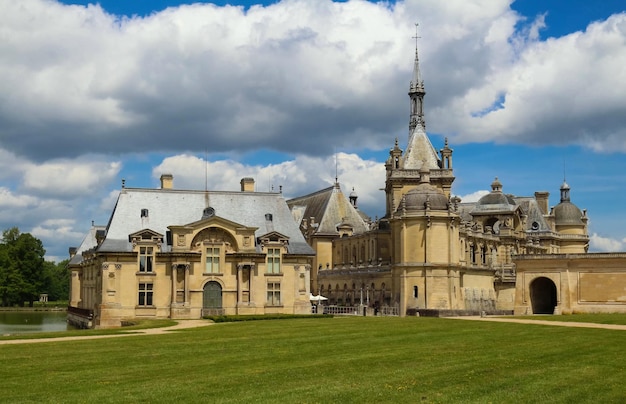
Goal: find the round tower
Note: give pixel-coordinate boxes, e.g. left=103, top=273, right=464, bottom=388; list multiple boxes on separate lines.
left=390, top=167, right=461, bottom=314
left=553, top=181, right=589, bottom=253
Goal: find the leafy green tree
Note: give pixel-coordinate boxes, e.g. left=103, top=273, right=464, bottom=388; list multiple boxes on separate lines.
left=43, top=259, right=70, bottom=302
left=0, top=241, right=21, bottom=306
left=0, top=227, right=46, bottom=306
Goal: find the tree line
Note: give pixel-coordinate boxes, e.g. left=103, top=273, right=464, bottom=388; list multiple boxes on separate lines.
left=0, top=227, right=70, bottom=306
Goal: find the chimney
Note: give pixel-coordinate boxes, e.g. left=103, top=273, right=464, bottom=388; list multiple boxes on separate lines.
left=240, top=177, right=255, bottom=192
left=534, top=191, right=549, bottom=215
left=160, top=174, right=173, bottom=189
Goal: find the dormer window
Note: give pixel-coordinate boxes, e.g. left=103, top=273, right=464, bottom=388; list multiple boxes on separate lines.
left=129, top=230, right=163, bottom=250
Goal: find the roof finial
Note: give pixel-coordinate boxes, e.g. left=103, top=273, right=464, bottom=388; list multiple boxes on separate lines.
left=412, top=22, right=421, bottom=52
left=204, top=149, right=210, bottom=208
left=334, top=148, right=338, bottom=185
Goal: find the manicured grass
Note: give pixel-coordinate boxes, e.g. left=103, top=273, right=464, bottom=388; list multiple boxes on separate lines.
left=513, top=313, right=626, bottom=325
left=1, top=317, right=624, bottom=403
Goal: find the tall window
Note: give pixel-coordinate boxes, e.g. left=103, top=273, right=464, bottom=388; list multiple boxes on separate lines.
left=266, top=248, right=281, bottom=274
left=139, top=246, right=154, bottom=272
left=205, top=247, right=220, bottom=273
left=138, top=283, right=153, bottom=306
left=267, top=282, right=281, bottom=306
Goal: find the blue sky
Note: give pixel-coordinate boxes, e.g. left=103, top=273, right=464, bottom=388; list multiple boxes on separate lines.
left=1, top=0, right=626, bottom=260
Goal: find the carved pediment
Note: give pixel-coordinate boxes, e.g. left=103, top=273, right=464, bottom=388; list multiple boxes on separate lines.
left=169, top=216, right=258, bottom=253
left=182, top=215, right=256, bottom=233
left=258, top=231, right=289, bottom=248
left=128, top=229, right=163, bottom=243
left=191, top=227, right=237, bottom=253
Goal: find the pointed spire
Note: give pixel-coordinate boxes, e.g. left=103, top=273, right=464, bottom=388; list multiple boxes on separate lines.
left=411, top=23, right=423, bottom=92
left=334, top=148, right=338, bottom=185
left=403, top=23, right=439, bottom=171
left=409, top=23, right=426, bottom=136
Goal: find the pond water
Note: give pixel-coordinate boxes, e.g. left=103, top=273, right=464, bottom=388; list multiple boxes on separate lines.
left=0, top=311, right=71, bottom=335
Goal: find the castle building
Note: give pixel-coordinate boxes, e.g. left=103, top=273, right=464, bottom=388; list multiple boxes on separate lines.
left=291, top=45, right=592, bottom=316
left=68, top=38, right=626, bottom=327
left=68, top=177, right=314, bottom=328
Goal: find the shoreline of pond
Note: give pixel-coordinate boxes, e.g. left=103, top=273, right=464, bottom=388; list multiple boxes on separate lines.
left=0, top=306, right=67, bottom=312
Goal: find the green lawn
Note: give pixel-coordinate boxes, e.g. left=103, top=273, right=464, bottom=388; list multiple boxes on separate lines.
left=1, top=317, right=625, bottom=403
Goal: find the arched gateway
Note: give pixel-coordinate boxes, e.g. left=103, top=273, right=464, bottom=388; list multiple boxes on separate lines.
left=203, top=281, right=223, bottom=316
left=530, top=277, right=557, bottom=314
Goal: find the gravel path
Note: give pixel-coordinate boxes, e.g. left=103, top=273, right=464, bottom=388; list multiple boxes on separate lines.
left=0, top=320, right=213, bottom=345
left=446, top=316, right=626, bottom=330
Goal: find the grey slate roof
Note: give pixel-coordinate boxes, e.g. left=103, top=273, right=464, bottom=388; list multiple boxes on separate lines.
left=554, top=201, right=584, bottom=225
left=515, top=197, right=551, bottom=232
left=403, top=124, right=441, bottom=170
left=99, top=188, right=315, bottom=256
left=287, top=184, right=370, bottom=236
left=457, top=203, right=476, bottom=222
left=471, top=192, right=518, bottom=215
left=459, top=196, right=551, bottom=232
left=69, top=224, right=106, bottom=265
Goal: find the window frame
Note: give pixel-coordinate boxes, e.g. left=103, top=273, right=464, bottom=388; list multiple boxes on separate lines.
left=138, top=246, right=154, bottom=273
left=266, top=282, right=281, bottom=306
left=266, top=247, right=281, bottom=274
left=138, top=282, right=154, bottom=306
left=204, top=246, right=221, bottom=274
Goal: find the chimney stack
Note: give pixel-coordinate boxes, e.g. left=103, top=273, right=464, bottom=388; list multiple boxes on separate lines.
left=240, top=177, right=255, bottom=192
left=534, top=191, right=549, bottom=215
left=160, top=174, right=173, bottom=189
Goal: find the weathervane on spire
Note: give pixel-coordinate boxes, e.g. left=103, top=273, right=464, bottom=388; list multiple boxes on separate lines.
left=412, top=22, right=421, bottom=51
